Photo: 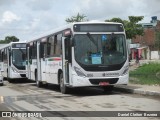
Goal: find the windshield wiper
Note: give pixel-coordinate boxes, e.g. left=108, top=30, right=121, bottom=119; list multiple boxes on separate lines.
left=86, top=32, right=98, bottom=52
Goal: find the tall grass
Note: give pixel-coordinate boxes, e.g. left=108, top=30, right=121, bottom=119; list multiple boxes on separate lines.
left=129, top=63, right=160, bottom=85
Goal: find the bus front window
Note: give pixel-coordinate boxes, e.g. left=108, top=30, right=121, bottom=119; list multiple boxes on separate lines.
left=74, top=34, right=127, bottom=66
left=12, top=49, right=26, bottom=70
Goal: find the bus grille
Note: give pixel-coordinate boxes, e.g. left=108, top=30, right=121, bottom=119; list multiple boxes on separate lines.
left=89, top=78, right=118, bottom=85
left=20, top=74, right=26, bottom=77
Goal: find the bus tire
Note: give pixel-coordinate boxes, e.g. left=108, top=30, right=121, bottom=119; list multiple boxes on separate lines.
left=35, top=72, right=42, bottom=87
left=60, top=73, right=69, bottom=94
left=8, top=78, right=14, bottom=83
left=103, top=85, right=114, bottom=93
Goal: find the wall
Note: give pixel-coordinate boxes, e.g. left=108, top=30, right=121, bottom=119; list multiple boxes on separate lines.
left=151, top=51, right=159, bottom=59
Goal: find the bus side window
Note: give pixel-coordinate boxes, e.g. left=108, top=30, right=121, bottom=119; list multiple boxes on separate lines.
left=55, top=33, right=62, bottom=56
left=47, top=38, right=50, bottom=56
left=1, top=51, right=4, bottom=62
left=32, top=42, right=37, bottom=59
left=54, top=35, right=57, bottom=54
left=0, top=50, right=2, bottom=62
left=40, top=42, right=44, bottom=58
left=40, top=41, right=47, bottom=59
left=29, top=43, right=33, bottom=59
left=47, top=36, right=54, bottom=57
left=4, top=48, right=7, bottom=61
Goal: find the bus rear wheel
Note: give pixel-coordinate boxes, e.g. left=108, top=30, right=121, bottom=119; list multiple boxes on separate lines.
left=60, top=73, right=69, bottom=94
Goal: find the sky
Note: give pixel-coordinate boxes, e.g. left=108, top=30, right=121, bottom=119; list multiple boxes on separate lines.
left=0, top=0, right=160, bottom=41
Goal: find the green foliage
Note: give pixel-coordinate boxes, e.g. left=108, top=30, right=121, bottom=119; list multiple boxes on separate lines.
left=128, top=16, right=143, bottom=23
left=105, top=17, right=124, bottom=24
left=105, top=16, right=144, bottom=39
left=130, top=63, right=160, bottom=85
left=66, top=13, right=88, bottom=23
left=0, top=36, right=19, bottom=44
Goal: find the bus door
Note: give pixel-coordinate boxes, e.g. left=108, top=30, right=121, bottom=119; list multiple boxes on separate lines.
left=62, top=36, right=71, bottom=85
left=40, top=39, right=47, bottom=82
left=8, top=47, right=11, bottom=78
left=3, top=48, right=8, bottom=77
left=27, top=46, right=31, bottom=79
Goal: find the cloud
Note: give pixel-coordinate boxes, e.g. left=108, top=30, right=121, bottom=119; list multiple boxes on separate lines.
left=24, top=18, right=40, bottom=30
left=142, top=0, right=160, bottom=16
left=26, top=0, right=53, bottom=11
left=0, top=0, right=160, bottom=41
left=71, top=0, right=133, bottom=21
left=0, top=0, right=15, bottom=6
left=2, top=11, right=21, bottom=23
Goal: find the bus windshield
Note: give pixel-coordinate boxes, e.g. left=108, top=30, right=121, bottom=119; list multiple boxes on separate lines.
left=12, top=49, right=26, bottom=70
left=74, top=34, right=127, bottom=66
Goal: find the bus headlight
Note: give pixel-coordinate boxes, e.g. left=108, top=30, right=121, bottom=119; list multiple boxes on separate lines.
left=12, top=67, right=18, bottom=73
left=122, top=66, right=129, bottom=76
left=74, top=67, right=86, bottom=77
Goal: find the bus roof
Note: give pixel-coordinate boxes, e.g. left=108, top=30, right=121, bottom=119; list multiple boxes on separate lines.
left=26, top=21, right=123, bottom=43
left=0, top=42, right=26, bottom=50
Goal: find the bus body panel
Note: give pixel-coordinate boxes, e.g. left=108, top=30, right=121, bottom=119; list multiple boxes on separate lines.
left=40, top=58, right=46, bottom=82
left=30, top=59, right=37, bottom=80
left=43, top=57, right=62, bottom=84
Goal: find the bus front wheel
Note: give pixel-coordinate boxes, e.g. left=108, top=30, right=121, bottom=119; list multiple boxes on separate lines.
left=60, top=73, right=69, bottom=94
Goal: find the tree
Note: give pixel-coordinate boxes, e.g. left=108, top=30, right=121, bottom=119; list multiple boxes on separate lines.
left=0, top=36, right=19, bottom=44
left=105, top=17, right=124, bottom=24
left=105, top=16, right=144, bottom=39
left=65, top=13, right=88, bottom=23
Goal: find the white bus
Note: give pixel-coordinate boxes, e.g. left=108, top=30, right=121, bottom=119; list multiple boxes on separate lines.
left=26, top=22, right=129, bottom=94
left=0, top=42, right=27, bottom=82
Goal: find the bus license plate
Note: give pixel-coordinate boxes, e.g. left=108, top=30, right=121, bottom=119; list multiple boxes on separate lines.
left=99, top=82, right=109, bottom=86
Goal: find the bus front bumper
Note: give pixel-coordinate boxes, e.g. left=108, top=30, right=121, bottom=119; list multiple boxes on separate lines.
left=70, top=74, right=129, bottom=87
